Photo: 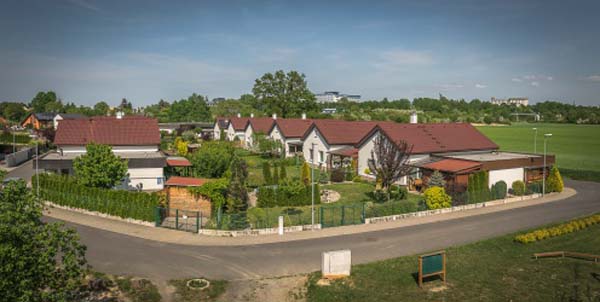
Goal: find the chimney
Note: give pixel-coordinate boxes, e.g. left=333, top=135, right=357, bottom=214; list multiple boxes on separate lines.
left=237, top=113, right=241, bottom=118
left=410, top=111, right=418, bottom=124
left=250, top=113, right=254, bottom=118
left=301, top=113, right=307, bottom=120
left=116, top=111, right=124, bottom=119
left=272, top=113, right=277, bottom=119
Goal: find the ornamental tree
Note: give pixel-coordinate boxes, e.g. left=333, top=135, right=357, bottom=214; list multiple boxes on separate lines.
left=427, top=170, right=446, bottom=188
left=73, top=143, right=128, bottom=189
left=546, top=166, right=564, bottom=193
left=189, top=141, right=234, bottom=178
left=368, top=134, right=413, bottom=194
left=424, top=186, right=452, bottom=210
left=0, top=180, right=87, bottom=301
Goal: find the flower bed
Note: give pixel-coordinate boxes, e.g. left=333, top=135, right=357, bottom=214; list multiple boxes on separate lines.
left=514, top=214, right=600, bottom=244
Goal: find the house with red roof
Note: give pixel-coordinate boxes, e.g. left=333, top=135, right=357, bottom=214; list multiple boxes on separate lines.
left=212, top=117, right=230, bottom=140
left=225, top=116, right=249, bottom=142
left=243, top=116, right=276, bottom=148
left=38, top=115, right=167, bottom=191
left=268, top=115, right=313, bottom=157
left=302, top=119, right=378, bottom=168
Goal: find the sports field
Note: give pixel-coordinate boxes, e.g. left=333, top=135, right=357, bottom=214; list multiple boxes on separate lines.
left=476, top=123, right=600, bottom=173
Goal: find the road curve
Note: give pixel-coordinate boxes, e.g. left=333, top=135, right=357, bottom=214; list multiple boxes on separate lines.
left=50, top=179, right=600, bottom=282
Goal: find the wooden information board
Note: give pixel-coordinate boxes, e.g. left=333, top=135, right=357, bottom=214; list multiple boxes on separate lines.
left=418, top=250, right=446, bottom=287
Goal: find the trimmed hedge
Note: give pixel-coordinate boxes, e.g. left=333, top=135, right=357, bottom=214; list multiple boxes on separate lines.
left=511, top=180, right=526, bottom=196
left=0, top=132, right=31, bottom=144
left=491, top=180, right=507, bottom=199
left=514, top=214, right=600, bottom=244
left=34, top=173, right=162, bottom=222
left=257, top=182, right=320, bottom=208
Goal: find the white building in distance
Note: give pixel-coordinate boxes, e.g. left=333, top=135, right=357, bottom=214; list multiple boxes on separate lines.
left=316, top=91, right=361, bottom=103
left=490, top=97, right=529, bottom=106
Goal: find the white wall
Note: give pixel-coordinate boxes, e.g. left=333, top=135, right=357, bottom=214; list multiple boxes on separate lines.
left=244, top=125, right=254, bottom=148
left=302, top=128, right=330, bottom=167
left=489, top=167, right=524, bottom=190
left=213, top=123, right=220, bottom=140
left=226, top=124, right=244, bottom=142
left=53, top=116, right=62, bottom=129
left=123, top=167, right=164, bottom=191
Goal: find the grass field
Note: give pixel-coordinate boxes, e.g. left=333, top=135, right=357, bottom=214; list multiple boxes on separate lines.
left=476, top=123, right=600, bottom=172
left=306, top=217, right=600, bottom=302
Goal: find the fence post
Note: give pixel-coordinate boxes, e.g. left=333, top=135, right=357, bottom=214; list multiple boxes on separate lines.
left=362, top=203, right=366, bottom=223
left=341, top=205, right=345, bottom=226
left=196, top=211, right=200, bottom=233
left=154, top=207, right=160, bottom=227
left=320, top=207, right=324, bottom=227
left=176, top=209, right=179, bottom=230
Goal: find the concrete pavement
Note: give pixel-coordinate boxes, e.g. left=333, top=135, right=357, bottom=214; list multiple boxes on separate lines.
left=45, top=179, right=600, bottom=282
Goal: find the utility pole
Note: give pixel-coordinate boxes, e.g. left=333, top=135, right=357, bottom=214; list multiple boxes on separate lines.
left=532, top=128, right=537, bottom=154
left=311, top=141, right=316, bottom=229
left=542, top=133, right=552, bottom=196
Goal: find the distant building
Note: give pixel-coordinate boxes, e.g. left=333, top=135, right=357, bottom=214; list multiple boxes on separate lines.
left=321, top=108, right=337, bottom=114
left=208, top=97, right=226, bottom=106
left=315, top=91, right=361, bottom=103
left=490, top=97, right=529, bottom=107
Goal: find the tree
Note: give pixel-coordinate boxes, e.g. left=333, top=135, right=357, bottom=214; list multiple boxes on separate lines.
left=368, top=134, right=413, bottom=195
left=168, top=93, right=211, bottom=122
left=93, top=101, right=110, bottom=116
left=174, top=137, right=188, bottom=156
left=252, top=70, right=317, bottom=117
left=189, top=141, right=234, bottom=178
left=301, top=161, right=311, bottom=186
left=0, top=102, right=27, bottom=122
left=73, top=143, right=128, bottom=189
left=279, top=163, right=287, bottom=181
left=272, top=162, right=279, bottom=185
left=424, top=186, right=452, bottom=209
left=0, top=180, right=87, bottom=301
left=30, top=91, right=63, bottom=113
left=262, top=162, right=272, bottom=185
left=546, top=166, right=564, bottom=193
left=427, top=170, right=446, bottom=187
left=226, top=156, right=249, bottom=213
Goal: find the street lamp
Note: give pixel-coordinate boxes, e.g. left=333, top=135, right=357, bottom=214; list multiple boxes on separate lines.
left=542, top=133, right=552, bottom=196
left=532, top=128, right=537, bottom=154
left=311, top=140, right=316, bottom=230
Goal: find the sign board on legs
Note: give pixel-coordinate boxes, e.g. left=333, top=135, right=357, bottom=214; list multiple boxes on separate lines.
left=418, top=250, right=446, bottom=287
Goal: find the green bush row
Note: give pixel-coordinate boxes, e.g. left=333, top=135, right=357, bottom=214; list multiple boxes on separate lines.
left=0, top=132, right=31, bottom=144
left=34, top=173, right=162, bottom=222
left=256, top=182, right=320, bottom=208
left=514, top=214, right=600, bottom=244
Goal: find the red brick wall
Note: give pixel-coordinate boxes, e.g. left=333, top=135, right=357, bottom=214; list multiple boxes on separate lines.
left=166, top=186, right=211, bottom=218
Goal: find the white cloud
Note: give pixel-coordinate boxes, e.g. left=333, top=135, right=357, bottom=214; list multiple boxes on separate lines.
left=512, top=74, right=553, bottom=85
left=585, top=75, right=600, bottom=82
left=511, top=78, right=522, bottom=82
left=439, top=83, right=464, bottom=90
left=530, top=81, right=540, bottom=87
left=378, top=49, right=434, bottom=66
left=546, top=76, right=553, bottom=81
left=475, top=83, right=487, bottom=88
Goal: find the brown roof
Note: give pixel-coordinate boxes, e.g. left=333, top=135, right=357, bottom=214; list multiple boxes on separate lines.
left=227, top=117, right=249, bottom=131
left=215, top=117, right=229, bottom=129
left=247, top=117, right=276, bottom=134
left=166, top=157, right=192, bottom=167
left=269, top=118, right=314, bottom=138
left=165, top=176, right=209, bottom=187
left=54, top=116, right=161, bottom=146
left=421, top=158, right=482, bottom=173
left=306, top=120, right=378, bottom=145
left=367, top=122, right=498, bottom=154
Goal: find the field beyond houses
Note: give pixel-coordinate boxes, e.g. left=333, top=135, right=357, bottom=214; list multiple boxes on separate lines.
left=476, top=123, right=600, bottom=180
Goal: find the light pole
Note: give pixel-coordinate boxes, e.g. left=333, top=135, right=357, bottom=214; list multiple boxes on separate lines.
left=311, top=141, right=316, bottom=229
left=542, top=133, right=552, bottom=196
left=532, top=128, right=537, bottom=154
left=12, top=131, right=16, bottom=154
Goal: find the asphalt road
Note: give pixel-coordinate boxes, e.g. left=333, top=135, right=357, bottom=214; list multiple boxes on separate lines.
left=5, top=158, right=36, bottom=182
left=46, top=179, right=600, bottom=282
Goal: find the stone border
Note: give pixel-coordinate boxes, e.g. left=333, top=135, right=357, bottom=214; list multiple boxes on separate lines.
left=198, top=223, right=321, bottom=237
left=365, top=193, right=544, bottom=224
left=44, top=202, right=155, bottom=227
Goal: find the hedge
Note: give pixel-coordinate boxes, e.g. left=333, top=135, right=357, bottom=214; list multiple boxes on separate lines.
left=514, top=214, right=600, bottom=244
left=34, top=173, right=162, bottom=222
left=257, top=182, right=320, bottom=208
left=0, top=132, right=31, bottom=144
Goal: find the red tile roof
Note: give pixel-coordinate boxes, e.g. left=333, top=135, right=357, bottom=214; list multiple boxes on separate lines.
left=270, top=118, right=314, bottom=138
left=227, top=117, right=249, bottom=131
left=166, top=158, right=192, bottom=167
left=247, top=117, right=276, bottom=134
left=165, top=176, right=209, bottom=187
left=54, top=116, right=161, bottom=146
left=307, top=120, right=378, bottom=145
left=370, top=122, right=498, bottom=154
left=422, top=158, right=482, bottom=173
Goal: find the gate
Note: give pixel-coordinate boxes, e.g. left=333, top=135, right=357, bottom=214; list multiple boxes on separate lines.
left=155, top=207, right=203, bottom=233
left=320, top=204, right=366, bottom=228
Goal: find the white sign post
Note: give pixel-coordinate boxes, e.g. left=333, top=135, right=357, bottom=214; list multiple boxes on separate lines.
left=322, top=250, right=351, bottom=278
left=278, top=215, right=284, bottom=235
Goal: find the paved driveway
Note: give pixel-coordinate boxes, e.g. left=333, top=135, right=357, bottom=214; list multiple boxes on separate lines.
left=49, top=179, right=600, bottom=282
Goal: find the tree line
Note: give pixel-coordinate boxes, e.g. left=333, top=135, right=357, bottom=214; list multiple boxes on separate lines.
left=2, top=71, right=599, bottom=124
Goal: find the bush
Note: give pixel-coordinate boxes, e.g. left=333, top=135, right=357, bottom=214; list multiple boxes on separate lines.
left=514, top=214, right=600, bottom=244
left=467, top=171, right=491, bottom=203
left=511, top=180, right=526, bottom=196
left=256, top=182, right=320, bottom=207
left=397, top=186, right=408, bottom=200
left=34, top=173, right=162, bottom=222
left=546, top=166, right=564, bottom=193
left=330, top=168, right=345, bottom=183
left=526, top=181, right=543, bottom=194
left=318, top=170, right=329, bottom=184
left=423, top=186, right=452, bottom=210
left=352, top=175, right=363, bottom=183
left=189, top=141, right=234, bottom=178
left=491, top=180, right=507, bottom=199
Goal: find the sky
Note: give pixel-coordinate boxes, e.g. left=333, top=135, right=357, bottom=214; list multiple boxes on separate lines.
left=1, top=0, right=600, bottom=107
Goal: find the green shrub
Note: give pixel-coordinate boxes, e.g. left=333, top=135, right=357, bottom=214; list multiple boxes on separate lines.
left=491, top=180, right=507, bottom=199
left=511, top=180, right=526, bottom=196
left=546, top=166, right=564, bottom=193
left=352, top=175, right=363, bottom=183
left=514, top=214, right=600, bottom=244
left=330, top=168, right=345, bottom=183
left=423, top=186, right=452, bottom=210
left=397, top=186, right=408, bottom=200
left=0, top=132, right=31, bottom=144
left=366, top=199, right=419, bottom=218
left=526, top=181, right=543, bottom=194
left=467, top=171, right=491, bottom=203
left=35, top=173, right=161, bottom=222
left=256, top=182, right=320, bottom=207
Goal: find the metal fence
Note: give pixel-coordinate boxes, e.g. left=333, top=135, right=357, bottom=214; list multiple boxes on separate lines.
left=320, top=204, right=365, bottom=228
left=155, top=207, right=204, bottom=233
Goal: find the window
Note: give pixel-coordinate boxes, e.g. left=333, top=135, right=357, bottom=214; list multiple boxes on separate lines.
left=319, top=151, right=324, bottom=163
left=310, top=148, right=314, bottom=162
left=157, top=177, right=163, bottom=185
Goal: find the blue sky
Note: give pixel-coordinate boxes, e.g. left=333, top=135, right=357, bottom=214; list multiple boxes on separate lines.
left=1, top=0, right=600, bottom=106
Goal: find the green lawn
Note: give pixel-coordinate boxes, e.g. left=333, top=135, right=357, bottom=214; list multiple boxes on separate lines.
left=322, top=182, right=376, bottom=204
left=307, top=218, right=600, bottom=302
left=476, top=123, right=600, bottom=172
